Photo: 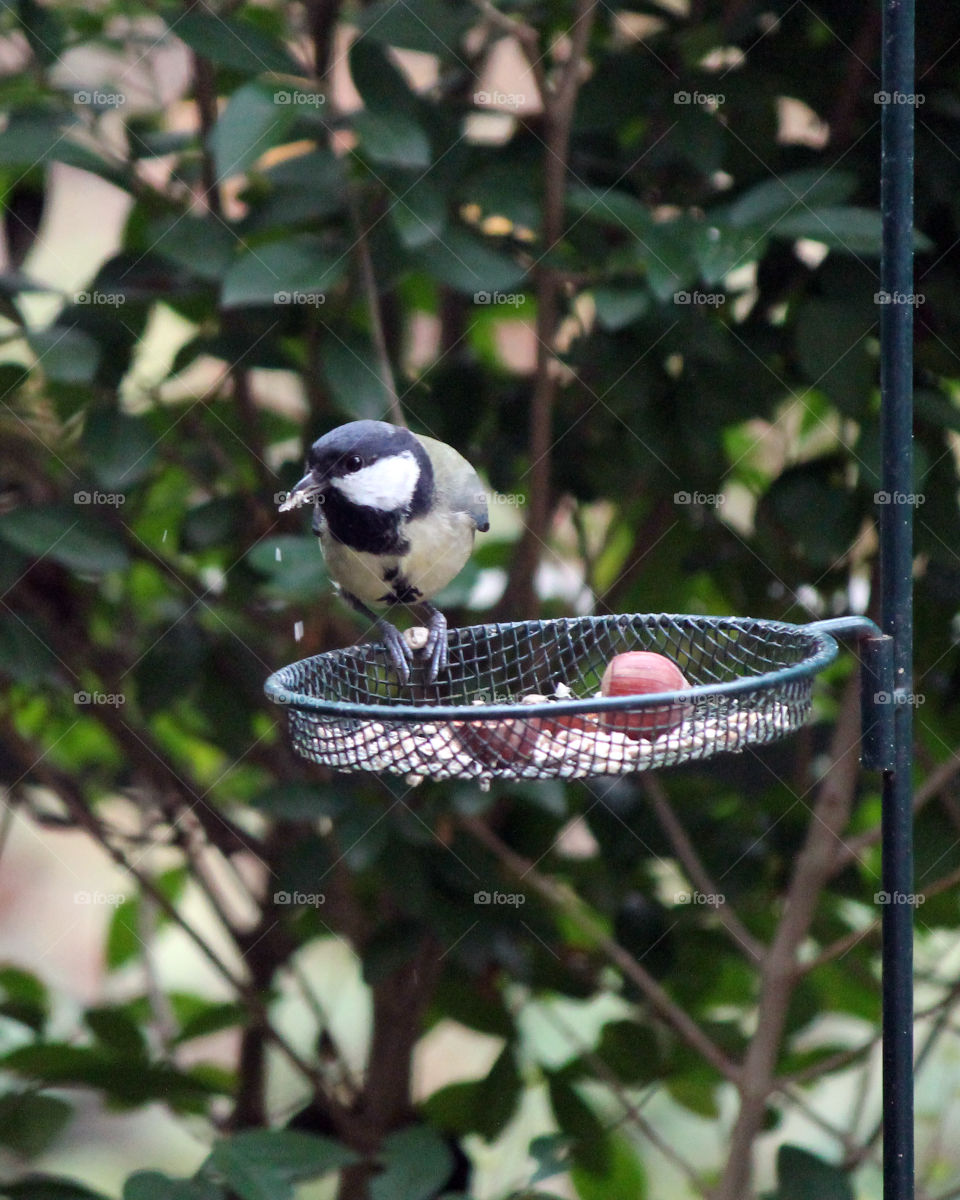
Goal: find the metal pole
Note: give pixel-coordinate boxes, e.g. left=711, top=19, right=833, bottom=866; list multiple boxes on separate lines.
left=879, top=1, right=915, bottom=1197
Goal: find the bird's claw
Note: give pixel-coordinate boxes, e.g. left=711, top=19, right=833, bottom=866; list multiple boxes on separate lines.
left=423, top=609, right=448, bottom=684
left=378, top=621, right=413, bottom=685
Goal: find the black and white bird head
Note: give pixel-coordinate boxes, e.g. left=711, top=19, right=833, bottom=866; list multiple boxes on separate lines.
left=280, top=421, right=432, bottom=518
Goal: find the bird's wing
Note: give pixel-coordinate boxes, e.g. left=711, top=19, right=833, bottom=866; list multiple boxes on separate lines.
left=415, top=434, right=490, bottom=533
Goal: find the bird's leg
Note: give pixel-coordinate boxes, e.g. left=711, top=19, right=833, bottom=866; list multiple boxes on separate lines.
left=419, top=601, right=448, bottom=683
left=341, top=591, right=412, bottom=684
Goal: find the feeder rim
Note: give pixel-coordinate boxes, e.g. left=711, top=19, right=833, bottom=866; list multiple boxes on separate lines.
left=264, top=614, right=881, bottom=723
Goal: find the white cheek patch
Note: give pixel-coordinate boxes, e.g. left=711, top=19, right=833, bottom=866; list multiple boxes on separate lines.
left=331, top=451, right=419, bottom=511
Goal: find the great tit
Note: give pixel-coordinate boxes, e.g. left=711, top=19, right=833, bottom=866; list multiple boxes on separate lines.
left=279, top=420, right=489, bottom=683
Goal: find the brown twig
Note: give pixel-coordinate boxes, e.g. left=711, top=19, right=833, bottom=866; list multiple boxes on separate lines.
left=347, top=190, right=405, bottom=428
left=713, top=676, right=862, bottom=1200
left=459, top=813, right=739, bottom=1083
left=642, top=774, right=764, bottom=964
left=538, top=1002, right=710, bottom=1195
left=495, top=0, right=599, bottom=619
left=832, top=746, right=960, bottom=872
left=471, top=0, right=549, bottom=104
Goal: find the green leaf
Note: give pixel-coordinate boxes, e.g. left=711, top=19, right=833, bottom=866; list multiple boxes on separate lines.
left=354, top=110, right=431, bottom=169
left=3, top=1176, right=111, bottom=1200
left=528, top=1132, right=570, bottom=1184
left=262, top=149, right=344, bottom=193
left=84, top=1006, right=148, bottom=1058
left=570, top=1133, right=646, bottom=1200
left=774, top=1145, right=853, bottom=1200
left=0, top=966, right=49, bottom=1033
left=350, top=39, right=417, bottom=116
left=148, top=215, right=237, bottom=283
left=105, top=896, right=142, bottom=971
left=1, top=1044, right=225, bottom=1110
left=424, top=1044, right=522, bottom=1141
left=212, top=82, right=297, bottom=181
left=246, top=535, right=327, bottom=598
left=591, top=286, right=649, bottom=331
left=666, top=1075, right=720, bottom=1117
left=14, top=0, right=66, bottom=67
left=567, top=185, right=654, bottom=237
left=718, top=169, right=858, bottom=229
left=0, top=1092, right=71, bottom=1156
left=794, top=299, right=874, bottom=412
left=173, top=1002, right=246, bottom=1045
left=319, top=332, right=392, bottom=421
left=432, top=974, right=515, bottom=1039
left=355, top=0, right=473, bottom=56
left=208, top=1131, right=358, bottom=1200
left=30, top=326, right=100, bottom=384
left=546, top=1073, right=608, bottom=1174
left=694, top=222, right=767, bottom=284
left=173, top=13, right=298, bottom=75
left=420, top=227, right=525, bottom=294
left=0, top=506, right=129, bottom=574
left=772, top=206, right=889, bottom=255
left=124, top=1172, right=223, bottom=1200
left=249, top=783, right=330, bottom=820
left=221, top=234, right=346, bottom=308
left=390, top=179, right=448, bottom=250
left=181, top=498, right=246, bottom=551
left=0, top=112, right=76, bottom=168
left=370, top=1127, right=454, bottom=1200
left=0, top=614, right=58, bottom=685
left=82, top=410, right=157, bottom=489
left=595, top=1020, right=663, bottom=1084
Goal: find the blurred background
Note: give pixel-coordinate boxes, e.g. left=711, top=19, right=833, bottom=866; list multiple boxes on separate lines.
left=0, top=1, right=959, bottom=1198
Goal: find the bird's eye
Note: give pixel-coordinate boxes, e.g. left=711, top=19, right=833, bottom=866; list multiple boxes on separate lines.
left=344, top=454, right=364, bottom=473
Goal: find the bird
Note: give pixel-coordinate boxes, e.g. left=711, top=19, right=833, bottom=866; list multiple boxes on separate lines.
left=279, top=420, right=489, bottom=683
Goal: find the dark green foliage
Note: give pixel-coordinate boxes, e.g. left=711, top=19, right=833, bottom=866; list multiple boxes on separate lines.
left=0, top=1, right=956, bottom=1199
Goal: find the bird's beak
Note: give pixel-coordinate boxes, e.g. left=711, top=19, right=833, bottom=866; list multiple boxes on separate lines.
left=278, top=472, right=324, bottom=512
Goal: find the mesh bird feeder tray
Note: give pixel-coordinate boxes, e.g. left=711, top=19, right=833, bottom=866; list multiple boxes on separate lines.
left=264, top=614, right=885, bottom=785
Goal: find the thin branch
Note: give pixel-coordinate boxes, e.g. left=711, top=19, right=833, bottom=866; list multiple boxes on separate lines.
left=714, top=676, right=862, bottom=1200
left=642, top=774, right=764, bottom=964
left=831, top=743, right=960, bottom=872
left=807, top=858, right=960, bottom=974
left=471, top=0, right=549, bottom=103
left=347, top=190, right=405, bottom=427
left=459, top=813, right=740, bottom=1083
left=495, top=0, right=599, bottom=619
left=538, top=1003, right=710, bottom=1195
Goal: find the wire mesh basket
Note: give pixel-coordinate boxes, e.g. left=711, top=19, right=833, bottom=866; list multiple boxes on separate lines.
left=264, top=614, right=846, bottom=784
